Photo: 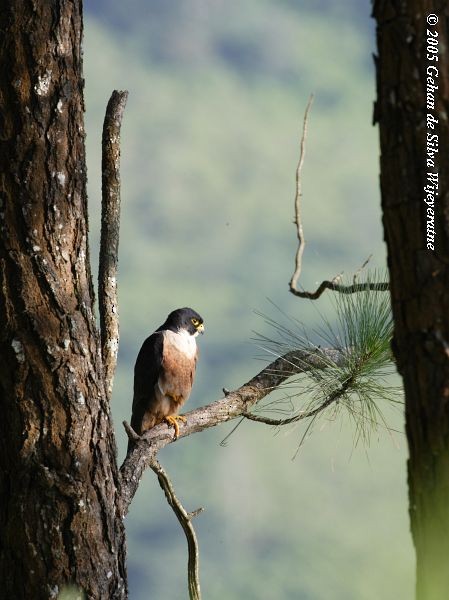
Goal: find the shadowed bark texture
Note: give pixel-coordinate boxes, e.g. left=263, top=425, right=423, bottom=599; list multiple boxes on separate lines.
left=373, top=2, right=449, bottom=599
left=0, top=2, right=127, bottom=598
left=99, top=90, right=128, bottom=402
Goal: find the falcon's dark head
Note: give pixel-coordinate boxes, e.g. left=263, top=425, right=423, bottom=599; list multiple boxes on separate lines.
left=162, top=307, right=205, bottom=336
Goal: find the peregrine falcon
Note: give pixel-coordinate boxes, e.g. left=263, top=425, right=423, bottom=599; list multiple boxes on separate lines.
left=128, top=307, right=204, bottom=450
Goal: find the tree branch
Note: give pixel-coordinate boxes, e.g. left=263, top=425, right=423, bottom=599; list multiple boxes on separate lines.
left=288, top=97, right=389, bottom=299
left=99, top=90, right=129, bottom=401
left=119, top=347, right=346, bottom=515
left=289, top=94, right=313, bottom=293
left=242, top=371, right=355, bottom=426
left=290, top=279, right=390, bottom=299
left=150, top=459, right=203, bottom=600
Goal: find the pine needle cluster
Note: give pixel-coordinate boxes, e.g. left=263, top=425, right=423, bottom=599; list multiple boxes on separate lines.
left=252, top=271, right=402, bottom=450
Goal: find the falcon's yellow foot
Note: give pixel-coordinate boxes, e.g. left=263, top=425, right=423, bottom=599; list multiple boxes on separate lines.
left=164, top=414, right=187, bottom=439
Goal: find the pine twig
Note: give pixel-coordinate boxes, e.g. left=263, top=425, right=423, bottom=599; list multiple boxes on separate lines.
left=242, top=372, right=355, bottom=427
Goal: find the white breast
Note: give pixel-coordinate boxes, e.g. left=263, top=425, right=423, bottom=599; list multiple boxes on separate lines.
left=163, top=328, right=197, bottom=359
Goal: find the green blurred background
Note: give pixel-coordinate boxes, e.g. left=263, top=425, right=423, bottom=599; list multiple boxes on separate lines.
left=83, top=1, right=413, bottom=598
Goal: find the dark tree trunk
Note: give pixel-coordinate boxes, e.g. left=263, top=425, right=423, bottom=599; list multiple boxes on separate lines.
left=0, top=2, right=127, bottom=598
left=373, top=2, right=449, bottom=599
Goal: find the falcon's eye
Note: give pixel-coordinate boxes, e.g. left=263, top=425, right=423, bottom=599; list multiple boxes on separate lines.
left=191, top=318, right=200, bottom=327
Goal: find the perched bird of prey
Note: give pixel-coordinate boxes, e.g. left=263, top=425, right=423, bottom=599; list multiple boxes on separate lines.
left=128, top=307, right=204, bottom=451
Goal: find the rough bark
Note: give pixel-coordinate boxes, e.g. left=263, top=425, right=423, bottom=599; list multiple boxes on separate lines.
left=99, top=90, right=128, bottom=402
left=373, top=2, right=449, bottom=599
left=0, top=2, right=127, bottom=598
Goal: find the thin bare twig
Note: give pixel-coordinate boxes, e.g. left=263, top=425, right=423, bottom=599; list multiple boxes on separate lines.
left=290, top=279, right=389, bottom=299
left=150, top=459, right=203, bottom=600
left=119, top=347, right=346, bottom=514
left=289, top=94, right=314, bottom=292
left=288, top=98, right=389, bottom=299
left=99, top=89, right=128, bottom=401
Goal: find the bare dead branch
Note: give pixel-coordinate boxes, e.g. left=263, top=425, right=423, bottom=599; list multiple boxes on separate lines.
left=150, top=459, right=202, bottom=600
left=290, top=279, right=389, bottom=299
left=99, top=89, right=129, bottom=401
left=123, top=420, right=140, bottom=443
left=119, top=347, right=346, bottom=514
left=288, top=99, right=389, bottom=299
left=289, top=94, right=313, bottom=292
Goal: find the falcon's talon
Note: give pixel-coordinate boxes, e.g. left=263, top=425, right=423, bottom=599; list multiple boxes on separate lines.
left=165, top=414, right=187, bottom=439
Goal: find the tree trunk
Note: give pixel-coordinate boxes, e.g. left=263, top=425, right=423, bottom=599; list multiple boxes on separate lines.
left=373, top=2, right=449, bottom=599
left=0, top=2, right=127, bottom=598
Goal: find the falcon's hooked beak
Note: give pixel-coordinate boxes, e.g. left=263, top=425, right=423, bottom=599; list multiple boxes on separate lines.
left=196, top=323, right=205, bottom=335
